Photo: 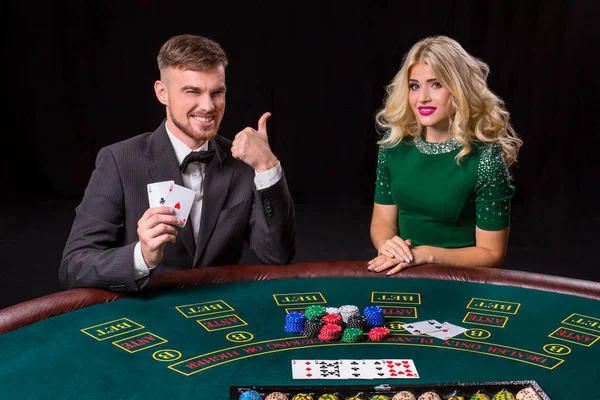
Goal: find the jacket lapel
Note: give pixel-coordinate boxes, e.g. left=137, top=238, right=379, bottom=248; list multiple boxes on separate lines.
left=145, top=123, right=195, bottom=259
left=193, top=139, right=232, bottom=266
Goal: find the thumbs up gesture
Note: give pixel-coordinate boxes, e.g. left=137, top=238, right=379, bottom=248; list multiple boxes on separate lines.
left=231, top=112, right=278, bottom=172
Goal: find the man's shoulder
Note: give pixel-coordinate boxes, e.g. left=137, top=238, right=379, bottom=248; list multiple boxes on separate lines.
left=104, top=131, right=154, bottom=153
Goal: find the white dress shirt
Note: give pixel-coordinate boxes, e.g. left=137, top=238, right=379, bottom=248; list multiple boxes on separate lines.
left=133, top=124, right=282, bottom=281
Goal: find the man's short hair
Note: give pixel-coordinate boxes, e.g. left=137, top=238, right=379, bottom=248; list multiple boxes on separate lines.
left=157, top=34, right=228, bottom=71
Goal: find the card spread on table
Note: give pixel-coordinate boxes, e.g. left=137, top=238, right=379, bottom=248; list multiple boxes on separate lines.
left=147, top=181, right=195, bottom=227
left=291, top=360, right=340, bottom=379
left=401, top=319, right=442, bottom=335
left=426, top=322, right=468, bottom=340
left=291, top=359, right=418, bottom=379
left=401, top=320, right=467, bottom=340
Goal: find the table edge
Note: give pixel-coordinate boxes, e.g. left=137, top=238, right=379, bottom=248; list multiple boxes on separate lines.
left=1, top=261, right=598, bottom=335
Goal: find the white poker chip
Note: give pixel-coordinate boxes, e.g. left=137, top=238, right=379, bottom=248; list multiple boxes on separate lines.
left=325, top=307, right=340, bottom=315
left=338, top=305, right=360, bottom=322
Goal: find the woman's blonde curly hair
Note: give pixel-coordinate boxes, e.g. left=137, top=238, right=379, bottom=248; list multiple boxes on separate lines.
left=375, top=35, right=522, bottom=166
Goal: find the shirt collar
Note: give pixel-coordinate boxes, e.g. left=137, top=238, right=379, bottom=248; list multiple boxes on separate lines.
left=165, top=122, right=209, bottom=165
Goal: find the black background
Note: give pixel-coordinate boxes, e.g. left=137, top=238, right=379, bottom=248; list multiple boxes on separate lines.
left=2, top=0, right=598, bottom=309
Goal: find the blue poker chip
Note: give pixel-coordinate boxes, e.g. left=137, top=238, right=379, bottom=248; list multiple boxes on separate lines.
left=284, top=323, right=304, bottom=333
left=239, top=389, right=263, bottom=400
left=286, top=311, right=306, bottom=322
left=365, top=315, right=386, bottom=328
left=285, top=311, right=306, bottom=332
left=363, top=306, right=385, bottom=328
left=363, top=306, right=383, bottom=316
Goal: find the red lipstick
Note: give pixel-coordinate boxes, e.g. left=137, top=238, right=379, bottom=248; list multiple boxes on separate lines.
left=418, top=106, right=436, bottom=116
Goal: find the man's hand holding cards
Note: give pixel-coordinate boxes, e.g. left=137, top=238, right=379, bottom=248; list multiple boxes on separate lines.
left=147, top=181, right=195, bottom=227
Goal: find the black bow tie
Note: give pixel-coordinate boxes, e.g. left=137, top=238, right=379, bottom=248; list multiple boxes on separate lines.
left=180, top=149, right=215, bottom=173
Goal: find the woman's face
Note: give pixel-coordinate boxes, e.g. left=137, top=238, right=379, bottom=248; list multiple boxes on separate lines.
left=408, top=62, right=453, bottom=139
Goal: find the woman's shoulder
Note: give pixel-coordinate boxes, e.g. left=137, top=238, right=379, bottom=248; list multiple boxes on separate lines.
left=468, top=141, right=503, bottom=159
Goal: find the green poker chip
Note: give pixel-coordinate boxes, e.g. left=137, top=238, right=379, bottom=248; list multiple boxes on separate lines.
left=304, top=305, right=327, bottom=320
left=341, top=328, right=363, bottom=342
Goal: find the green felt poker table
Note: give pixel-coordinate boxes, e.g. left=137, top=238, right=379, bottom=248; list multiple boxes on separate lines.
left=1, top=261, right=599, bottom=399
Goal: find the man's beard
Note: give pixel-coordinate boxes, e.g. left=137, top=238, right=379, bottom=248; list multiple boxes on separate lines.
left=169, top=109, right=219, bottom=142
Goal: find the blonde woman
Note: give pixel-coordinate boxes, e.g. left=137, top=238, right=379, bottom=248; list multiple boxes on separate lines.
left=368, top=36, right=523, bottom=275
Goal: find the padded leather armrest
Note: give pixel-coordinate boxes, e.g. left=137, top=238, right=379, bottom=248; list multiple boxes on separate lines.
left=2, top=262, right=598, bottom=335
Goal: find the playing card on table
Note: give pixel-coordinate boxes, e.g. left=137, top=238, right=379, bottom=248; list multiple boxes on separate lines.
left=426, top=322, right=468, bottom=340
left=401, top=319, right=442, bottom=335
left=339, top=359, right=372, bottom=379
left=291, top=360, right=340, bottom=379
left=366, top=359, right=419, bottom=379
left=164, top=184, right=196, bottom=227
left=147, top=180, right=175, bottom=207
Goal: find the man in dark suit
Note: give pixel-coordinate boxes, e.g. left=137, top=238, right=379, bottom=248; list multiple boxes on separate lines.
left=60, top=34, right=296, bottom=292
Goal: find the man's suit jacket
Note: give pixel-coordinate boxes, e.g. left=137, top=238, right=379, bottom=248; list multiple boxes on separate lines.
left=59, top=122, right=296, bottom=291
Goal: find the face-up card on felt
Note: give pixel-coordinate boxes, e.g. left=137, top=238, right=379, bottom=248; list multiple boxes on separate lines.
left=426, top=322, right=468, bottom=340
left=147, top=180, right=174, bottom=207
left=291, top=359, right=318, bottom=379
left=339, top=359, right=372, bottom=379
left=401, top=319, right=442, bottom=335
left=364, top=359, right=388, bottom=378
left=379, top=359, right=420, bottom=378
left=291, top=360, right=340, bottom=379
left=315, top=360, right=341, bottom=379
left=164, top=184, right=195, bottom=227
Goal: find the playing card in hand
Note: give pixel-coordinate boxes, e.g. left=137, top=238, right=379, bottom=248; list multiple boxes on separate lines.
left=164, top=184, right=196, bottom=227
left=147, top=180, right=174, bottom=207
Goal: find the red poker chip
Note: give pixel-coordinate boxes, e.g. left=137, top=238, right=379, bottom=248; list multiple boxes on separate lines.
left=318, top=332, right=340, bottom=340
left=371, top=327, right=390, bottom=334
left=321, top=324, right=342, bottom=334
left=368, top=327, right=390, bottom=341
left=322, top=314, right=343, bottom=325
left=319, top=324, right=342, bottom=341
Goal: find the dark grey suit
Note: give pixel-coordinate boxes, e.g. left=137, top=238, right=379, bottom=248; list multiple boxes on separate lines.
left=59, top=122, right=296, bottom=291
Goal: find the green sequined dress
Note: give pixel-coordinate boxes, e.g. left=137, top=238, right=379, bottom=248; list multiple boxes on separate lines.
left=374, top=136, right=514, bottom=248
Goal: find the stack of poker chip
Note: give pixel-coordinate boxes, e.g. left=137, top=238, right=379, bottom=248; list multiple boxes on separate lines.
left=368, top=326, right=390, bottom=341
left=325, top=307, right=339, bottom=315
left=300, top=305, right=327, bottom=338
left=304, top=305, right=327, bottom=320
left=363, top=306, right=385, bottom=328
left=291, top=394, right=313, bottom=400
left=322, top=313, right=343, bottom=326
left=318, top=324, right=343, bottom=341
left=346, top=314, right=367, bottom=331
left=265, top=393, right=289, bottom=400
left=284, top=311, right=306, bottom=333
left=239, top=390, right=263, bottom=400
left=338, top=305, right=360, bottom=323
left=303, top=318, right=325, bottom=337
left=341, top=327, right=363, bottom=343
